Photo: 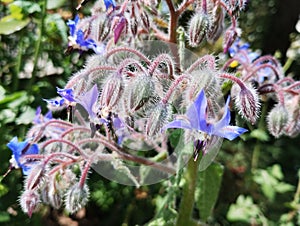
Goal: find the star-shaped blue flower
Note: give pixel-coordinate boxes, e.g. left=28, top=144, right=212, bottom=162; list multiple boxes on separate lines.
left=7, top=137, right=39, bottom=175
left=67, top=16, right=104, bottom=54
left=44, top=87, right=75, bottom=107
left=163, top=90, right=247, bottom=141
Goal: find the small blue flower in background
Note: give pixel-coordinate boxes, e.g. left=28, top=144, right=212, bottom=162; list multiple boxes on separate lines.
left=34, top=106, right=52, bottom=124
left=163, top=90, right=247, bottom=141
left=67, top=15, right=104, bottom=54
left=104, top=0, right=116, bottom=11
left=43, top=87, right=75, bottom=107
left=7, top=137, right=39, bottom=175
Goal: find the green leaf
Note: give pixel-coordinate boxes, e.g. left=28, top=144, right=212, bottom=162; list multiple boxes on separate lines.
left=8, top=4, right=23, bottom=20
left=227, top=195, right=262, bottom=223
left=12, top=1, right=41, bottom=15
left=0, top=18, right=30, bottom=35
left=250, top=129, right=270, bottom=141
left=0, top=183, right=9, bottom=197
left=0, top=212, right=10, bottom=223
left=15, top=107, right=35, bottom=125
left=0, top=86, right=5, bottom=101
left=0, top=109, right=17, bottom=124
left=196, top=162, right=224, bottom=222
left=47, top=0, right=66, bottom=10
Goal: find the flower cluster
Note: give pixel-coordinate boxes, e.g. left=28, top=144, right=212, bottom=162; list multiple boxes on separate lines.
left=6, top=0, right=300, bottom=217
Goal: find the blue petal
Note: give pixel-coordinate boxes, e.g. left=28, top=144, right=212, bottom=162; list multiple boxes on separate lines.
left=186, top=90, right=209, bottom=131
left=67, top=15, right=79, bottom=36
left=213, top=126, right=248, bottom=141
left=25, top=143, right=39, bottom=155
left=213, top=96, right=231, bottom=131
left=57, top=87, right=75, bottom=102
left=162, top=119, right=192, bottom=131
left=77, top=85, right=99, bottom=118
left=104, top=0, right=116, bottom=10
left=43, top=98, right=65, bottom=107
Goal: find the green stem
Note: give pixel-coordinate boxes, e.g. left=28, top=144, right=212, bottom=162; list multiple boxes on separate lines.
left=13, top=33, right=24, bottom=91
left=176, top=157, right=203, bottom=226
left=27, top=0, right=47, bottom=90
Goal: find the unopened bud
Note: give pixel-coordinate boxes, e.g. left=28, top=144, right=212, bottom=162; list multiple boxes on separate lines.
left=91, top=15, right=110, bottom=43
left=126, top=74, right=155, bottom=112
left=99, top=73, right=124, bottom=109
left=20, top=190, right=40, bottom=217
left=141, top=12, right=150, bottom=31
left=207, top=4, right=225, bottom=43
left=267, top=104, right=289, bottom=138
left=188, top=12, right=209, bottom=47
left=65, top=184, right=89, bottom=214
left=235, top=84, right=260, bottom=124
left=130, top=18, right=138, bottom=36
left=145, top=103, right=170, bottom=136
left=25, top=164, right=44, bottom=190
left=223, top=25, right=240, bottom=53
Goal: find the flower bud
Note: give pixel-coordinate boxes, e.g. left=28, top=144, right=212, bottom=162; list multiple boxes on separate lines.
left=91, top=15, right=110, bottom=43
left=235, top=84, right=260, bottom=124
left=207, top=4, right=225, bottom=43
left=130, top=18, right=138, bottom=36
left=125, top=74, right=155, bottom=112
left=145, top=103, right=170, bottom=136
left=141, top=12, right=150, bottom=31
left=188, top=12, right=209, bottom=47
left=20, top=190, right=40, bottom=217
left=99, top=73, right=124, bottom=109
left=267, top=104, right=289, bottom=138
left=24, top=164, right=44, bottom=191
left=65, top=184, right=89, bottom=214
left=223, top=25, right=240, bottom=53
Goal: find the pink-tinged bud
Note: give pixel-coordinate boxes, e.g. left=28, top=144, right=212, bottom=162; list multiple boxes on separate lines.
left=20, top=190, right=40, bottom=217
left=207, top=4, right=225, bottom=43
left=188, top=12, right=209, bottom=47
left=235, top=84, right=260, bottom=124
left=125, top=74, right=155, bottom=112
left=223, top=25, right=240, bottom=53
left=65, top=184, right=89, bottom=214
left=130, top=18, right=138, bottom=36
left=114, top=17, right=127, bottom=44
left=99, top=73, right=124, bottom=109
left=25, top=164, right=44, bottom=191
left=145, top=103, right=170, bottom=136
left=91, top=15, right=110, bottom=43
left=283, top=96, right=300, bottom=137
left=141, top=12, right=150, bottom=31
left=267, top=104, right=289, bottom=138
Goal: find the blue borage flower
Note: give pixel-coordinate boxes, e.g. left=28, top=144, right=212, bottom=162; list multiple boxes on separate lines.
left=7, top=137, right=39, bottom=175
left=43, top=87, right=75, bottom=107
left=163, top=89, right=247, bottom=143
left=67, top=15, right=104, bottom=54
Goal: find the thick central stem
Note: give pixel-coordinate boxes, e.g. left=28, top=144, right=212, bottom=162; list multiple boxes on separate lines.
left=176, top=157, right=203, bottom=226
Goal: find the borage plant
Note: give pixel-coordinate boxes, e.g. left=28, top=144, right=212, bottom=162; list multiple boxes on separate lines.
left=4, top=0, right=300, bottom=225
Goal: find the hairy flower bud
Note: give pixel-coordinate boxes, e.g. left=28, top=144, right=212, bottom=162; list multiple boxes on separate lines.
left=20, top=190, right=40, bottom=217
left=91, top=15, right=110, bottom=43
left=207, top=4, right=225, bottom=43
left=125, top=74, right=155, bottom=112
left=99, top=73, right=123, bottom=109
left=145, top=103, right=170, bottom=136
left=223, top=25, right=240, bottom=53
left=235, top=84, right=260, bottom=124
left=188, top=12, right=209, bottom=47
left=65, top=184, right=89, bottom=214
left=267, top=104, right=289, bottom=138
left=25, top=164, right=44, bottom=191
left=141, top=11, right=150, bottom=31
